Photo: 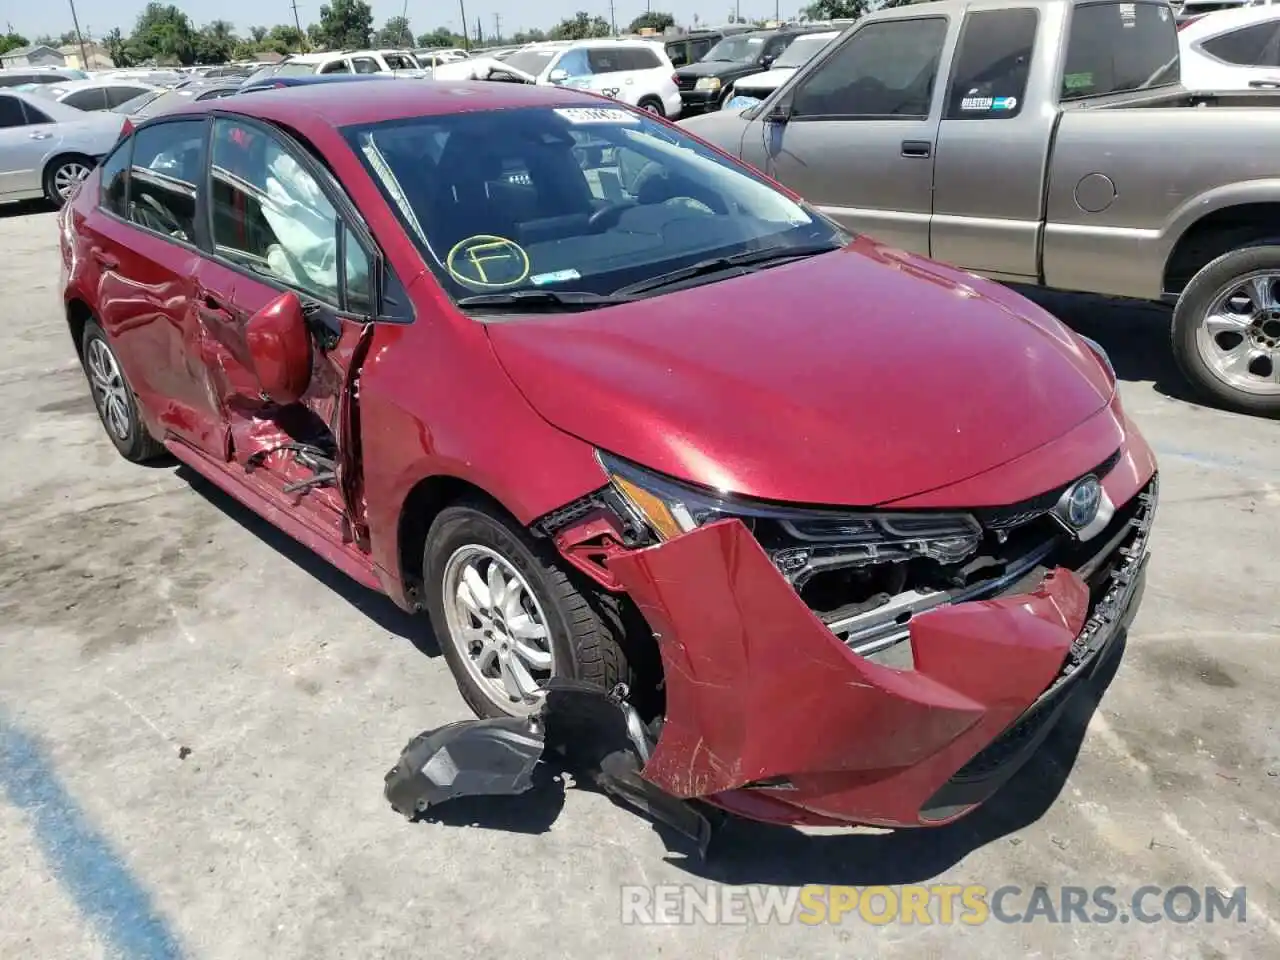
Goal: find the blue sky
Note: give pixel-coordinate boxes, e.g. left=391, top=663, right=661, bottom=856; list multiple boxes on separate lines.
left=6, top=0, right=806, bottom=41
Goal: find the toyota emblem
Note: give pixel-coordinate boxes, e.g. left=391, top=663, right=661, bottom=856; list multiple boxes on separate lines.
left=1065, top=475, right=1103, bottom=529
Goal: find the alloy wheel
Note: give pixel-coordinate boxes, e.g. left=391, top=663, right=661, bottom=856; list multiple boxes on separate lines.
left=53, top=161, right=92, bottom=202
left=441, top=544, right=555, bottom=715
left=1196, top=271, right=1280, bottom=397
left=86, top=337, right=131, bottom=441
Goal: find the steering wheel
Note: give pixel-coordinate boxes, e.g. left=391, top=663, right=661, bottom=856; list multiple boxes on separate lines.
left=586, top=201, right=637, bottom=232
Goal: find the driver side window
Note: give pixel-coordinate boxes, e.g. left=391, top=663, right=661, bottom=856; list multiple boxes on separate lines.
left=790, top=17, right=948, bottom=119
left=557, top=48, right=592, bottom=78
left=208, top=119, right=372, bottom=312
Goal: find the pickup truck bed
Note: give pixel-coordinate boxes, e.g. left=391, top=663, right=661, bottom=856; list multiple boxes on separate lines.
left=681, top=0, right=1280, bottom=417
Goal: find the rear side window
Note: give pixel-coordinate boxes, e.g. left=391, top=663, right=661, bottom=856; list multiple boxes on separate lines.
left=352, top=57, right=381, bottom=74
left=99, top=140, right=131, bottom=217
left=0, top=95, right=24, bottom=128
left=21, top=101, right=51, bottom=124
left=106, top=86, right=148, bottom=108
left=666, top=41, right=689, bottom=66
left=945, top=8, right=1037, bottom=118
left=586, top=49, right=626, bottom=73
left=619, top=47, right=662, bottom=70
left=320, top=60, right=350, bottom=74
left=64, top=88, right=109, bottom=111
left=1198, top=20, right=1280, bottom=65
left=1062, top=1, right=1180, bottom=99
left=791, top=17, right=948, bottom=118
left=128, top=120, right=205, bottom=243
left=384, top=53, right=415, bottom=69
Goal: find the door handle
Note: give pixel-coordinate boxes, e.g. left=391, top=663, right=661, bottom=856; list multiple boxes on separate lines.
left=901, top=140, right=932, bottom=158
left=28, top=131, right=52, bottom=140
left=195, top=287, right=233, bottom=318
left=90, top=249, right=118, bottom=270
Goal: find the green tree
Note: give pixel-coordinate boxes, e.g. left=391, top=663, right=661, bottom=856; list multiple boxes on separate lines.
left=262, top=24, right=306, bottom=53
left=376, top=15, right=413, bottom=47
left=627, top=11, right=675, bottom=33
left=195, top=20, right=238, bottom=64
left=307, top=23, right=326, bottom=48
left=132, top=3, right=198, bottom=65
left=249, top=26, right=268, bottom=43
left=509, top=28, right=546, bottom=44
left=0, top=32, right=28, bottom=55
left=803, top=0, right=867, bottom=17
left=548, top=12, right=612, bottom=41
left=417, top=27, right=467, bottom=47
left=318, top=0, right=374, bottom=49
left=104, top=28, right=131, bottom=65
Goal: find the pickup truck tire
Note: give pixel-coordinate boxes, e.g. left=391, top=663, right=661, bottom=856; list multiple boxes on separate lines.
left=423, top=499, right=630, bottom=719
left=1173, top=245, right=1280, bottom=418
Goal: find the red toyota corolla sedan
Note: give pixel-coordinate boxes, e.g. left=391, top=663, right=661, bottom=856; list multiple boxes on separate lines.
left=59, top=80, right=1157, bottom=829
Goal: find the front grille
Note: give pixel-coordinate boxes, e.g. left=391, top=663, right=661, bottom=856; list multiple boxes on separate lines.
left=972, top=447, right=1122, bottom=531
left=676, top=75, right=698, bottom=91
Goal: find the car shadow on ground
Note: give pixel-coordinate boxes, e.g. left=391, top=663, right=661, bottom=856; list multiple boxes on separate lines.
left=0, top=200, right=55, bottom=219
left=1010, top=286, right=1202, bottom=406
left=173, top=464, right=440, bottom=658
left=410, top=633, right=1129, bottom=883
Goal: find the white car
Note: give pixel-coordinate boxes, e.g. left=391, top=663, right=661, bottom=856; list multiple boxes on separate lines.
left=1178, top=5, right=1280, bottom=88
left=497, top=38, right=683, bottom=118
left=244, top=50, right=427, bottom=84
left=724, top=30, right=840, bottom=103
left=28, top=78, right=161, bottom=112
left=0, top=90, right=126, bottom=204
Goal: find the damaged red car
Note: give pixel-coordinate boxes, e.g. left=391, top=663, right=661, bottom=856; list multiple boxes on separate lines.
left=60, top=80, right=1157, bottom=836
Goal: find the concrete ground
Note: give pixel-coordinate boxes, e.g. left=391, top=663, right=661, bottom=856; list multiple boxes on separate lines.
left=0, top=205, right=1277, bottom=960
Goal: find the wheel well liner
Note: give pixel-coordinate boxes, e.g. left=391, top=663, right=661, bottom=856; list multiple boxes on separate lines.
left=396, top=475, right=509, bottom=608
left=1164, top=202, right=1280, bottom=297
left=65, top=297, right=93, bottom=360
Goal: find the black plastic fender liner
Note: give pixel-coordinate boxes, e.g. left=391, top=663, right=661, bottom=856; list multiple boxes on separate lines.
left=384, top=679, right=715, bottom=858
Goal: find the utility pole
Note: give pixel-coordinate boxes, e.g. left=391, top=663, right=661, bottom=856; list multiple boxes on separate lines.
left=291, top=0, right=303, bottom=35
left=609, top=0, right=617, bottom=34
left=458, top=0, right=470, bottom=49
left=493, top=12, right=500, bottom=42
left=67, top=0, right=89, bottom=71
left=475, top=16, right=481, bottom=45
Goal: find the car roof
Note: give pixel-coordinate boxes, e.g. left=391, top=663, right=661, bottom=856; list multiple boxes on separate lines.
left=0, top=88, right=98, bottom=120
left=145, top=77, right=602, bottom=128
left=39, top=77, right=159, bottom=92
left=1179, top=3, right=1280, bottom=38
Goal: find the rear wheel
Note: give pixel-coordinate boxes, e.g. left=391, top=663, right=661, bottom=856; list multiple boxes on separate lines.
left=1172, top=245, right=1280, bottom=417
left=44, top=155, right=93, bottom=206
left=80, top=321, right=167, bottom=462
left=423, top=499, right=630, bottom=718
left=638, top=96, right=665, bottom=117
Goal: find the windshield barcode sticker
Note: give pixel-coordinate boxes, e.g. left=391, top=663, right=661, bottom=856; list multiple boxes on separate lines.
left=554, top=107, right=641, bottom=124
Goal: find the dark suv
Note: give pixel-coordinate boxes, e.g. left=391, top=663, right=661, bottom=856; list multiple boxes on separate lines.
left=663, top=25, right=754, bottom=69
left=673, top=26, right=827, bottom=113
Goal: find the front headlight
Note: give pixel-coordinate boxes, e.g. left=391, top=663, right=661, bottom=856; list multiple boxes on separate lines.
left=598, top=452, right=982, bottom=586
left=695, top=76, right=721, bottom=91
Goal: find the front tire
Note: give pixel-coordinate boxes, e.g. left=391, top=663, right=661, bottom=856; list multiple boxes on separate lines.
left=80, top=321, right=167, bottom=462
left=1172, top=245, right=1280, bottom=418
left=423, top=500, right=630, bottom=719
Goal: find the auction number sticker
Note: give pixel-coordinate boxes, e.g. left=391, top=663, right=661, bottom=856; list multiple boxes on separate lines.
left=554, top=107, right=641, bottom=124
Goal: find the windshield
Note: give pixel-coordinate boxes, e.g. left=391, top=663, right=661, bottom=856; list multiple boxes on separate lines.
left=345, top=105, right=846, bottom=306
left=703, top=35, right=766, bottom=63
left=502, top=49, right=559, bottom=76
left=772, top=34, right=835, bottom=69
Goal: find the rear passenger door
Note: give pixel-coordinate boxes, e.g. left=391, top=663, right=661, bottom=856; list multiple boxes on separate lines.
left=81, top=117, right=230, bottom=454
left=930, top=5, right=1046, bottom=279
left=744, top=15, right=952, bottom=254
left=0, top=94, right=54, bottom=197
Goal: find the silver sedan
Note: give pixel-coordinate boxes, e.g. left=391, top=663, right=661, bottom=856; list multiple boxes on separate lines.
left=0, top=90, right=126, bottom=206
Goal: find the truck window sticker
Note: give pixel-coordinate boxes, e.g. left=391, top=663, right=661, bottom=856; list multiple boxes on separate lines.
left=1063, top=71, right=1093, bottom=90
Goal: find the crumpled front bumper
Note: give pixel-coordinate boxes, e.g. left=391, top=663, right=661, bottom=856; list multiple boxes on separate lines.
left=605, top=478, right=1156, bottom=829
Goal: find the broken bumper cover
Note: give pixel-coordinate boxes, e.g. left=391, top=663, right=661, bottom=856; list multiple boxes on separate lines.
left=606, top=475, right=1157, bottom=829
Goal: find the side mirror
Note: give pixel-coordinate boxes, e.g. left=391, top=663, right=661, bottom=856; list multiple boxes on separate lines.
left=245, top=291, right=312, bottom=405
left=765, top=97, right=793, bottom=124
left=548, top=68, right=569, bottom=83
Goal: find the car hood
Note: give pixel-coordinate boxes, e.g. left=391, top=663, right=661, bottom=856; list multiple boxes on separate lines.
left=677, top=106, right=751, bottom=145
left=676, top=60, right=758, bottom=79
left=731, top=67, right=795, bottom=92
left=484, top=237, right=1115, bottom=507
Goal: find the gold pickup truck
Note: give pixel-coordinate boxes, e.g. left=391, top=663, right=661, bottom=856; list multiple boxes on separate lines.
left=682, top=0, right=1280, bottom=417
